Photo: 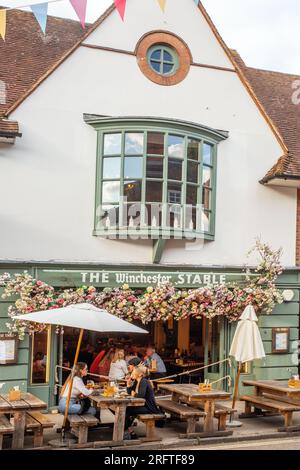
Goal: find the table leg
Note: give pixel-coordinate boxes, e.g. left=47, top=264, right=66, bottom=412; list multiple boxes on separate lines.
left=113, top=404, right=126, bottom=442
left=203, top=399, right=215, bottom=433
left=12, top=411, right=26, bottom=449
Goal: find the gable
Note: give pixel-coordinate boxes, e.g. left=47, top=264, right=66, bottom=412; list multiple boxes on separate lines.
left=84, top=0, right=234, bottom=69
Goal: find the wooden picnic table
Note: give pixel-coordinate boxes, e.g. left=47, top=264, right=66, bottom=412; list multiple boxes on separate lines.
left=90, top=394, right=145, bottom=442
left=158, top=383, right=231, bottom=436
left=243, top=380, right=300, bottom=399
left=0, top=392, right=47, bottom=449
left=241, top=380, right=300, bottom=430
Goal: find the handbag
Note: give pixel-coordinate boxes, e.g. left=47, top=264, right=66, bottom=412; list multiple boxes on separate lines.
left=78, top=397, right=91, bottom=415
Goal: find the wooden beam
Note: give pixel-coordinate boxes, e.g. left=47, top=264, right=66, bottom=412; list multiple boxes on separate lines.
left=152, top=240, right=166, bottom=264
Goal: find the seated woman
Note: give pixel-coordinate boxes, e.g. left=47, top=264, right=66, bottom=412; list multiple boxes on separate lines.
left=108, top=348, right=128, bottom=382
left=58, top=362, right=96, bottom=416
left=125, top=365, right=163, bottom=439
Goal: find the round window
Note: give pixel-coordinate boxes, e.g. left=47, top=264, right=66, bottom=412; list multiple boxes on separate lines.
left=147, top=45, right=179, bottom=77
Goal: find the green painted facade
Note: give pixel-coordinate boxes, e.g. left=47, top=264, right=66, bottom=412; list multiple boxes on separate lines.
left=0, top=262, right=299, bottom=407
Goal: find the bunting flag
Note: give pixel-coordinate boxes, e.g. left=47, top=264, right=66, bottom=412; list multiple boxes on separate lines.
left=0, top=9, right=6, bottom=40
left=157, top=0, right=167, bottom=12
left=69, top=0, right=87, bottom=29
left=30, top=3, right=48, bottom=34
left=114, top=0, right=126, bottom=21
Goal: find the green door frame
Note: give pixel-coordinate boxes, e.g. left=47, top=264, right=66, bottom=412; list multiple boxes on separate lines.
left=204, top=318, right=231, bottom=390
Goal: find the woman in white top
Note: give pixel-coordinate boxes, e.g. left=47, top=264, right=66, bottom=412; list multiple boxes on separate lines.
left=108, top=349, right=128, bottom=381
left=58, top=362, right=96, bottom=416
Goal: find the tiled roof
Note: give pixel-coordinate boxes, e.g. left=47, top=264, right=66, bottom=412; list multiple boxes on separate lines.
left=0, top=8, right=90, bottom=118
left=231, top=51, right=300, bottom=182
left=0, top=119, right=20, bottom=137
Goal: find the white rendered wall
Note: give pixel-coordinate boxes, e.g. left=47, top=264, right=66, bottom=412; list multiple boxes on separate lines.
left=0, top=0, right=296, bottom=266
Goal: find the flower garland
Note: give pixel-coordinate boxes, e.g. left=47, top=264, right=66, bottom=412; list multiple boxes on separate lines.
left=0, top=240, right=283, bottom=339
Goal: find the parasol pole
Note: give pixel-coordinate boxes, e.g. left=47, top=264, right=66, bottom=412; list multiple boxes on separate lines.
left=227, top=361, right=243, bottom=427
left=232, top=362, right=242, bottom=411
left=62, top=328, right=85, bottom=435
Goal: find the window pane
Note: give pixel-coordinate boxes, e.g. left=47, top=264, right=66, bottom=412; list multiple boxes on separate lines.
left=147, top=132, right=164, bottom=155
left=187, top=161, right=199, bottom=183
left=100, top=204, right=120, bottom=227
left=202, top=187, right=211, bottom=210
left=168, top=135, right=184, bottom=159
left=146, top=157, right=164, bottom=179
left=203, top=166, right=212, bottom=188
left=168, top=158, right=182, bottom=181
left=186, top=185, right=198, bottom=205
left=185, top=206, right=197, bottom=230
left=187, top=138, right=200, bottom=161
left=123, top=180, right=142, bottom=202
left=146, top=181, right=163, bottom=202
left=203, top=143, right=213, bottom=165
left=151, top=49, right=161, bottom=60
left=145, top=203, right=162, bottom=227
left=123, top=203, right=141, bottom=227
left=163, top=50, right=173, bottom=62
left=31, top=330, right=49, bottom=384
left=124, top=157, right=143, bottom=179
left=102, top=181, right=120, bottom=203
left=102, top=157, right=120, bottom=179
left=103, top=133, right=122, bottom=156
left=163, top=63, right=173, bottom=74
left=150, top=61, right=161, bottom=73
left=202, top=211, right=211, bottom=232
left=125, top=133, right=144, bottom=155
left=167, top=204, right=182, bottom=228
left=168, top=182, right=182, bottom=204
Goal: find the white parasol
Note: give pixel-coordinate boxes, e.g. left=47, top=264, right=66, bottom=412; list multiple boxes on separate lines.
left=15, top=303, right=148, bottom=441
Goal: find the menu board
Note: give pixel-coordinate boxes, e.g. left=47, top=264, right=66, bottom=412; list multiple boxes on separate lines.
left=0, top=335, right=18, bottom=364
left=272, top=328, right=290, bottom=354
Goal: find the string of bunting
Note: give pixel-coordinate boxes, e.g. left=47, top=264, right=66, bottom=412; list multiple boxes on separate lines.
left=0, top=0, right=201, bottom=40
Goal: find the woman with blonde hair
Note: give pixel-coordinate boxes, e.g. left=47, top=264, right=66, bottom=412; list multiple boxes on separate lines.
left=58, top=362, right=96, bottom=416
left=108, top=348, right=128, bottom=381
left=124, top=365, right=163, bottom=439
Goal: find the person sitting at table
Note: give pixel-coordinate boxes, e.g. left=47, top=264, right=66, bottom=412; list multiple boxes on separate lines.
left=127, top=356, right=143, bottom=373
left=90, top=347, right=114, bottom=381
left=124, top=365, right=163, bottom=439
left=108, top=348, right=128, bottom=381
left=58, top=362, right=96, bottom=416
left=144, top=346, right=166, bottom=380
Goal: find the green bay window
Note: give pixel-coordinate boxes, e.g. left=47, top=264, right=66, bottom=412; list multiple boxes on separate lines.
left=84, top=116, right=228, bottom=239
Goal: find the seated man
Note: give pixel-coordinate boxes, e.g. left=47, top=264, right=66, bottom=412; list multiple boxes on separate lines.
left=144, top=346, right=166, bottom=380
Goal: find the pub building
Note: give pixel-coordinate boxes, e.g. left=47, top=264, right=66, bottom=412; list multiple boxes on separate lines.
left=0, top=0, right=300, bottom=409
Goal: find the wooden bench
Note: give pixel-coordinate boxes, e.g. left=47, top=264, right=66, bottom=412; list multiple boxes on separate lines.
left=0, top=415, right=14, bottom=450
left=240, top=395, right=300, bottom=430
left=25, top=411, right=55, bottom=447
left=212, top=404, right=235, bottom=431
left=157, top=399, right=205, bottom=436
left=136, top=414, right=164, bottom=442
left=182, top=401, right=234, bottom=431
left=67, top=414, right=99, bottom=444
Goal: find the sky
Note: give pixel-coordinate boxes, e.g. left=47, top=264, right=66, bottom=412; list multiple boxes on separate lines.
left=2, top=0, right=300, bottom=75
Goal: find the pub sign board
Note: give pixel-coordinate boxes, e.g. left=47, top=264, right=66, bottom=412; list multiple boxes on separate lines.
left=35, top=268, right=254, bottom=288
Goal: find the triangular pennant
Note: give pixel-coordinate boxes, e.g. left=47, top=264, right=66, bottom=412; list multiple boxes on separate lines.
left=114, top=0, right=126, bottom=21
left=157, top=0, right=167, bottom=12
left=69, top=0, right=87, bottom=29
left=0, top=9, right=6, bottom=41
left=30, top=3, right=48, bottom=34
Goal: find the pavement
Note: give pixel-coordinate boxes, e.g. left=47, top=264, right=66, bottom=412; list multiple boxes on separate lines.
left=4, top=400, right=300, bottom=450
